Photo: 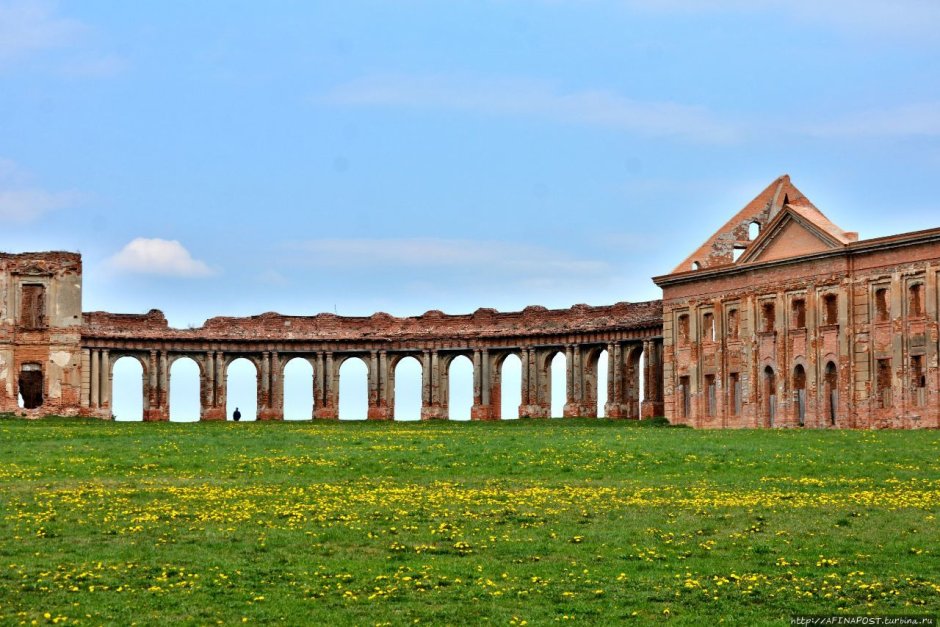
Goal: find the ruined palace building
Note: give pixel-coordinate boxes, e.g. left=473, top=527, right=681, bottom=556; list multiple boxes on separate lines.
left=3, top=176, right=939, bottom=428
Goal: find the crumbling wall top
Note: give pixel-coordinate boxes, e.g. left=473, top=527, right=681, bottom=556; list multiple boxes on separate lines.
left=81, top=300, right=663, bottom=342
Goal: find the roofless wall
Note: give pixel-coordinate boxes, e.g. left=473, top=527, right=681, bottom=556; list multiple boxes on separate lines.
left=5, top=175, right=939, bottom=429
left=0, top=261, right=665, bottom=421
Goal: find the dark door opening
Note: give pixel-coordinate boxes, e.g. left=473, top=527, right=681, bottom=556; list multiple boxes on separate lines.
left=763, top=366, right=776, bottom=427
left=825, top=362, right=838, bottom=426
left=793, top=365, right=806, bottom=427
left=18, top=367, right=43, bottom=409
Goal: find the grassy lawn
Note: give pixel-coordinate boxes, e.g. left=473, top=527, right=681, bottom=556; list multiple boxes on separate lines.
left=0, top=416, right=937, bottom=625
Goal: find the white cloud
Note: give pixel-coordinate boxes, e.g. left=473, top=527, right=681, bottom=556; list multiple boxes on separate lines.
left=322, top=75, right=739, bottom=143
left=804, top=102, right=940, bottom=139
left=0, top=158, right=81, bottom=221
left=0, top=0, right=84, bottom=63
left=294, top=237, right=610, bottom=278
left=109, top=238, right=215, bottom=278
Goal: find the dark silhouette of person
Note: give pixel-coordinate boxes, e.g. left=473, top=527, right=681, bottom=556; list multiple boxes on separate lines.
left=233, top=407, right=241, bottom=422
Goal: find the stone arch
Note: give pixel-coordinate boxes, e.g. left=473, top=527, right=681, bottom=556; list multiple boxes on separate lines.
left=226, top=357, right=258, bottom=421
left=338, top=355, right=369, bottom=420
left=111, top=354, right=147, bottom=421
left=282, top=356, right=315, bottom=420
left=166, top=353, right=207, bottom=377
left=446, top=353, right=473, bottom=421
left=169, top=355, right=201, bottom=422
left=582, top=345, right=608, bottom=418
left=222, top=353, right=262, bottom=374
left=393, top=355, right=422, bottom=421
left=495, top=351, right=522, bottom=420
left=384, top=352, right=418, bottom=420
left=625, top=343, right=644, bottom=418
left=544, top=349, right=566, bottom=418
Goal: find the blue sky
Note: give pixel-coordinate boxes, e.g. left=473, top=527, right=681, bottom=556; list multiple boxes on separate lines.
left=3, top=1, right=939, bottom=420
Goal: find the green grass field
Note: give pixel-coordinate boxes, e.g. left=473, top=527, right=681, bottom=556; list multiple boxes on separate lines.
left=0, top=417, right=937, bottom=625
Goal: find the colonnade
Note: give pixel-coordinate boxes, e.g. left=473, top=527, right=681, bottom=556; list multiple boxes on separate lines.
left=82, top=339, right=664, bottom=421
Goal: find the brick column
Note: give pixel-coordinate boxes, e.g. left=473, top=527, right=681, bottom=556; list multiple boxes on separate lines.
left=521, top=348, right=530, bottom=408
left=367, top=351, right=390, bottom=420
left=641, top=339, right=665, bottom=418
left=315, top=352, right=339, bottom=419
left=313, top=353, right=325, bottom=417
left=270, top=351, right=283, bottom=420
left=422, top=351, right=446, bottom=420
left=472, top=349, right=482, bottom=406
left=564, top=345, right=582, bottom=417
left=144, top=349, right=167, bottom=421
left=90, top=349, right=100, bottom=409
left=378, top=351, right=389, bottom=414
left=203, top=351, right=225, bottom=421
left=205, top=351, right=215, bottom=408
left=101, top=349, right=111, bottom=412
left=471, top=349, right=493, bottom=420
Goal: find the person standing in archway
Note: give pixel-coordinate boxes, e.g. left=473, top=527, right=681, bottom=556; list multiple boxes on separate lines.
left=233, top=407, right=241, bottom=422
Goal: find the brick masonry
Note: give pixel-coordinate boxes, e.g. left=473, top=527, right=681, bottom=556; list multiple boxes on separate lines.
left=2, top=175, right=937, bottom=428
left=654, top=175, right=940, bottom=429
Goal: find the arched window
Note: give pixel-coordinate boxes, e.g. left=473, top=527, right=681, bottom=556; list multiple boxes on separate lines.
left=748, top=221, right=760, bottom=240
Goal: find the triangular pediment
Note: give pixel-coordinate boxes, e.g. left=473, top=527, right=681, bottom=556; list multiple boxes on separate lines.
left=668, top=175, right=857, bottom=274
left=738, top=204, right=852, bottom=264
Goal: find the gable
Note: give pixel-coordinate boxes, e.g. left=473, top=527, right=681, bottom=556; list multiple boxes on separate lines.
left=745, top=215, right=839, bottom=263
left=669, top=175, right=856, bottom=274
left=671, top=175, right=807, bottom=273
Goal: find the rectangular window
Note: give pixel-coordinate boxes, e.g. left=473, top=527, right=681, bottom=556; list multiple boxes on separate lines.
left=729, top=373, right=741, bottom=416
left=877, top=358, right=892, bottom=409
left=875, top=287, right=889, bottom=322
left=824, top=294, right=838, bottom=325
left=677, top=314, right=690, bottom=346
left=762, top=301, right=775, bottom=332
left=19, top=284, right=45, bottom=329
left=727, top=309, right=739, bottom=339
left=791, top=298, right=806, bottom=328
left=909, top=284, right=924, bottom=317
left=702, top=312, right=715, bottom=342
